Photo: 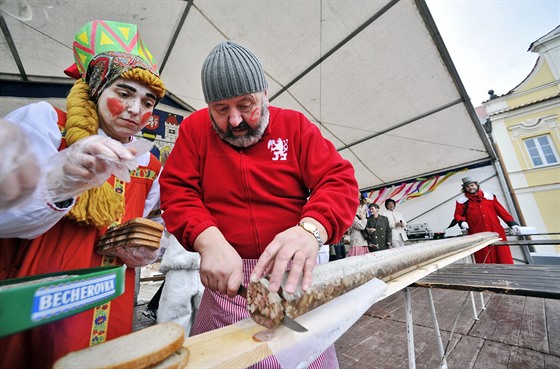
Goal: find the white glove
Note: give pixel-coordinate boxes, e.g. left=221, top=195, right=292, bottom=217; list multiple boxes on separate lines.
left=44, top=135, right=139, bottom=203
left=0, top=118, right=41, bottom=210
left=460, top=222, right=469, bottom=230
left=511, top=225, right=522, bottom=235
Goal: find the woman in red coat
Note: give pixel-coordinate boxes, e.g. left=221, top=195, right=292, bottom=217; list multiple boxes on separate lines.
left=453, top=177, right=521, bottom=264
left=0, top=20, right=166, bottom=369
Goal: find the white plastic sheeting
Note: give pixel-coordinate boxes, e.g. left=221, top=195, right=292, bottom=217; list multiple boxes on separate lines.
left=0, top=0, right=494, bottom=189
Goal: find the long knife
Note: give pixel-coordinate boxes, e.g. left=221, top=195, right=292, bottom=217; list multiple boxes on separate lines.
left=237, top=285, right=308, bottom=332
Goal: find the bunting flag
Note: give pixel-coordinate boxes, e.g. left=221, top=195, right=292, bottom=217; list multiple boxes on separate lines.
left=363, top=169, right=467, bottom=206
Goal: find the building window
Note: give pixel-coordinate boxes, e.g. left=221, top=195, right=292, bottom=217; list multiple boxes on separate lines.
left=524, top=135, right=559, bottom=167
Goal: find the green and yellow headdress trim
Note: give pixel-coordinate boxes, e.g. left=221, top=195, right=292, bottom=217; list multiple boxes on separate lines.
left=66, top=20, right=158, bottom=78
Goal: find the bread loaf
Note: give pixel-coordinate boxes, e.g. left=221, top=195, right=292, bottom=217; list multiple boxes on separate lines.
left=53, top=322, right=185, bottom=369
left=97, top=218, right=164, bottom=255
left=147, top=347, right=189, bottom=369
left=97, top=237, right=161, bottom=251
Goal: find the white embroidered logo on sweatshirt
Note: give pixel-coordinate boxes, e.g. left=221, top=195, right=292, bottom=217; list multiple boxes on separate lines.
left=267, top=138, right=288, bottom=161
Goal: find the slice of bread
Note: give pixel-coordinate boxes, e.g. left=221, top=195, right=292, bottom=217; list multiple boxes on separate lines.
left=107, top=218, right=164, bottom=233
left=97, top=236, right=162, bottom=249
left=97, top=218, right=164, bottom=256
left=102, top=225, right=164, bottom=240
left=147, top=347, right=189, bottom=369
left=53, top=322, right=185, bottom=369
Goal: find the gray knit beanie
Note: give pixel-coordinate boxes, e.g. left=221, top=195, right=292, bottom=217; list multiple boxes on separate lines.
left=201, top=41, right=268, bottom=103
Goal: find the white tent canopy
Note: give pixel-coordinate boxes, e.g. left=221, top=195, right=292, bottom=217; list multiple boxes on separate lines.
left=0, top=0, right=495, bottom=190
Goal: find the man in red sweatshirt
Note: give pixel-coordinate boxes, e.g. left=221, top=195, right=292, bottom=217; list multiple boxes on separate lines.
left=160, top=41, right=358, bottom=368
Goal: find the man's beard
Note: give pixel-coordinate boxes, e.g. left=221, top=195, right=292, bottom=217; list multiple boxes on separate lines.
left=211, top=102, right=270, bottom=148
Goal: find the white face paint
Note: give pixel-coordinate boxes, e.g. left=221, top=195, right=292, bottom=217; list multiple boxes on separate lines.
left=97, top=78, right=157, bottom=143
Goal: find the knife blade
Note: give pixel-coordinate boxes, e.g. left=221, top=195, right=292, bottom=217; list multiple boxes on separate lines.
left=237, top=285, right=309, bottom=332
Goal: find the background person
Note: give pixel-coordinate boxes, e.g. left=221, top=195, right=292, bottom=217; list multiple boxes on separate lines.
left=453, top=177, right=521, bottom=264
left=329, top=237, right=347, bottom=261
left=366, top=203, right=391, bottom=251
left=347, top=195, right=370, bottom=256
left=159, top=41, right=358, bottom=369
left=382, top=198, right=408, bottom=247
left=0, top=20, right=166, bottom=369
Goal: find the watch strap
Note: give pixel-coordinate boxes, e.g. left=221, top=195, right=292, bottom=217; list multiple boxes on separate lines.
left=298, top=221, right=324, bottom=248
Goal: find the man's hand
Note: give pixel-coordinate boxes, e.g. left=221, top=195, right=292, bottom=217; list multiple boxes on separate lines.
left=460, top=221, right=469, bottom=230
left=251, top=219, right=325, bottom=294
left=195, top=227, right=243, bottom=298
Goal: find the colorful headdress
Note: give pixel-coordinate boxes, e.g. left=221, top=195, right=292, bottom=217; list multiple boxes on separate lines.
left=62, top=20, right=165, bottom=228
left=64, top=20, right=162, bottom=101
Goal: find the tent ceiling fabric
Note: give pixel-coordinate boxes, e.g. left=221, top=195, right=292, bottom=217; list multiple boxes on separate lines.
left=0, top=0, right=492, bottom=190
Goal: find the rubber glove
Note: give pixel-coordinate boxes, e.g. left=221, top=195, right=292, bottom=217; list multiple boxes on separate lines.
left=460, top=222, right=469, bottom=230
left=511, top=225, right=522, bottom=235
left=0, top=118, right=40, bottom=210
left=44, top=135, right=139, bottom=203
left=102, top=245, right=160, bottom=268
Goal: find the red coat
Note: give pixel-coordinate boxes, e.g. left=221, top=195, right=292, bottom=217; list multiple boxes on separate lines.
left=454, top=190, right=516, bottom=264
left=0, top=107, right=162, bottom=369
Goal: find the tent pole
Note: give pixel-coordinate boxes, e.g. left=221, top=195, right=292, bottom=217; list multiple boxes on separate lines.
left=483, top=118, right=525, bottom=226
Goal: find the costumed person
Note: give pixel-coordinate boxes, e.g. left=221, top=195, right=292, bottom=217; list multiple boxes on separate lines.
left=347, top=195, right=370, bottom=256
left=365, top=203, right=391, bottom=251
left=453, top=177, right=521, bottom=264
left=0, top=20, right=166, bottom=369
left=159, top=41, right=358, bottom=368
left=382, top=198, right=408, bottom=247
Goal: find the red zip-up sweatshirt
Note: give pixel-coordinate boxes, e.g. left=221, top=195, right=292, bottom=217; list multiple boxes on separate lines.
left=160, top=106, right=358, bottom=259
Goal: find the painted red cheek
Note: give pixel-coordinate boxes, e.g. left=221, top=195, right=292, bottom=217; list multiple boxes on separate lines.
left=107, top=98, right=125, bottom=116
left=248, top=108, right=261, bottom=123
left=141, top=112, right=152, bottom=124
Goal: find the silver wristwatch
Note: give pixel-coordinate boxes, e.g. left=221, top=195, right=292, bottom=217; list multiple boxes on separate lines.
left=298, top=221, right=324, bottom=248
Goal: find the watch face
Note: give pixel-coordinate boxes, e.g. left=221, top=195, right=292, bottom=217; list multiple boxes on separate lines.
left=303, top=222, right=316, bottom=232
left=299, top=222, right=323, bottom=247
